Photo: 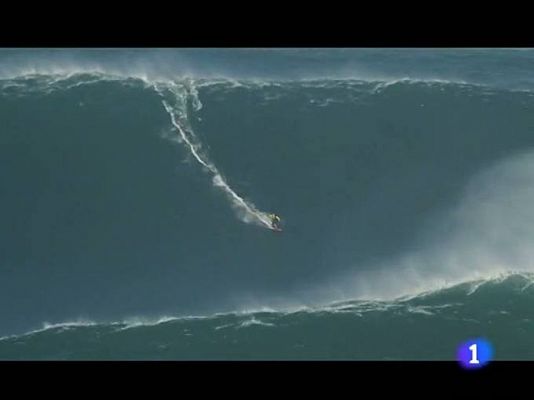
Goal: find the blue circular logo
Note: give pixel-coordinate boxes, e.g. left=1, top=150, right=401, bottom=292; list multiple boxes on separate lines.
left=457, top=338, right=493, bottom=369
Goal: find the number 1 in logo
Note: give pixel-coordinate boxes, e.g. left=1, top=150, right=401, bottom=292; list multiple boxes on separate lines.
left=468, top=344, right=479, bottom=364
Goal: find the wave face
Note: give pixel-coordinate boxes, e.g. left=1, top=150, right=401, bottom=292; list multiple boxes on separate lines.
left=3, top=49, right=534, bottom=359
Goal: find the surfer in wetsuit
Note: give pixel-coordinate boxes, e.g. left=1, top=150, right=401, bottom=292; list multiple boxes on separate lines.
left=269, top=213, right=281, bottom=230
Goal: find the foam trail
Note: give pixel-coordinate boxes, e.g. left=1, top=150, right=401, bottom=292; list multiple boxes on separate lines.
left=155, top=81, right=272, bottom=228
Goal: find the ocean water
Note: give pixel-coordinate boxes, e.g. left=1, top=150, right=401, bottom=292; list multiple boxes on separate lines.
left=2, top=49, right=534, bottom=360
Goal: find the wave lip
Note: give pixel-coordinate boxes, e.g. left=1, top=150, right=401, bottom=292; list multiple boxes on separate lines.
left=3, top=271, right=531, bottom=341
left=1, top=273, right=533, bottom=360
left=2, top=48, right=534, bottom=92
left=0, top=71, right=522, bottom=94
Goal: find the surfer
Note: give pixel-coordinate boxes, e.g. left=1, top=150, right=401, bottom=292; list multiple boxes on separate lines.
left=269, top=213, right=282, bottom=230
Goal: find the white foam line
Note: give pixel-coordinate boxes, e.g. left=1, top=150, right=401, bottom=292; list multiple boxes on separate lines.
left=161, top=101, right=215, bottom=173
left=117, top=316, right=188, bottom=331
left=466, top=280, right=486, bottom=296
left=157, top=83, right=272, bottom=229
left=0, top=320, right=102, bottom=342
left=237, top=317, right=275, bottom=328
